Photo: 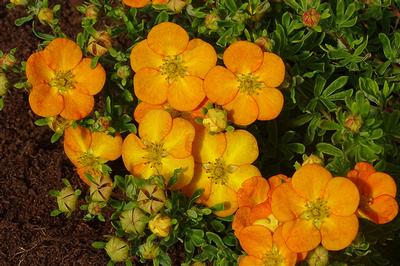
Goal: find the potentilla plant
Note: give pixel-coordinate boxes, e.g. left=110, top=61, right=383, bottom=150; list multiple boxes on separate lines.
left=3, top=0, right=400, bottom=265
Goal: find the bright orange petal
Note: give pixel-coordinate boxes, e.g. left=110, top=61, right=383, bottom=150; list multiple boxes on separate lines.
left=238, top=225, right=272, bottom=258
left=42, top=38, right=82, bottom=72
left=26, top=52, right=54, bottom=86
left=205, top=183, right=238, bottom=217
left=237, top=176, right=270, bottom=208
left=182, top=39, right=217, bottom=79
left=366, top=172, right=397, bottom=198
left=282, top=219, right=321, bottom=253
left=160, top=155, right=194, bottom=189
left=254, top=52, right=285, bottom=88
left=91, top=132, right=122, bottom=161
left=227, top=165, right=261, bottom=192
left=167, top=75, right=205, bottom=111
left=147, top=22, right=189, bottom=56
left=359, top=195, right=399, bottom=224
left=134, top=102, right=165, bottom=123
left=139, top=109, right=172, bottom=143
left=271, top=183, right=306, bottom=221
left=252, top=88, right=284, bottom=120
left=123, top=0, right=149, bottom=7
left=64, top=145, right=82, bottom=167
left=28, top=84, right=64, bottom=117
left=64, top=126, right=92, bottom=153
left=224, top=93, right=259, bottom=126
left=292, top=164, right=332, bottom=201
left=163, top=117, right=195, bottom=158
left=239, top=255, right=264, bottom=266
left=233, top=207, right=252, bottom=236
left=204, top=66, right=239, bottom=105
left=249, top=202, right=273, bottom=225
left=192, top=127, right=226, bottom=163
left=152, top=0, right=168, bottom=4
left=272, top=226, right=298, bottom=266
left=268, top=174, right=290, bottom=192
left=182, top=163, right=212, bottom=202
left=60, top=89, right=94, bottom=120
left=223, top=41, right=263, bottom=74
left=132, top=162, right=156, bottom=179
left=130, top=40, right=163, bottom=72
left=122, top=133, right=148, bottom=173
left=320, top=214, right=358, bottom=251
left=223, top=129, right=259, bottom=165
left=324, top=177, right=360, bottom=216
left=134, top=68, right=168, bottom=105
left=72, top=58, right=106, bottom=95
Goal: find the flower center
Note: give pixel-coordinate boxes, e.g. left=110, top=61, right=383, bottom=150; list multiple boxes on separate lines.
left=143, top=141, right=168, bottom=172
left=79, top=151, right=102, bottom=168
left=360, top=194, right=373, bottom=210
left=204, top=158, right=237, bottom=185
left=301, top=198, right=330, bottom=229
left=237, top=73, right=264, bottom=95
left=159, top=56, right=187, bottom=83
left=262, top=246, right=284, bottom=266
left=50, top=71, right=75, bottom=93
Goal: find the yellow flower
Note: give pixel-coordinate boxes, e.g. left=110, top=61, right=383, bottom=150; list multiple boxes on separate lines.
left=148, top=214, right=172, bottom=237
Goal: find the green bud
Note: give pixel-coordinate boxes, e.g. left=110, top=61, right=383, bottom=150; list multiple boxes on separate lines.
left=117, top=65, right=130, bottom=79
left=10, top=0, right=28, bottom=6
left=89, top=174, right=113, bottom=202
left=38, top=8, right=53, bottom=24
left=85, top=4, right=98, bottom=20
left=137, top=184, right=166, bottom=214
left=88, top=201, right=104, bottom=215
left=138, top=241, right=159, bottom=260
left=307, top=246, right=329, bottom=266
left=105, top=237, right=129, bottom=262
left=120, top=208, right=147, bottom=234
left=56, top=186, right=79, bottom=216
left=205, top=14, right=220, bottom=30
left=148, top=213, right=172, bottom=237
left=344, top=114, right=363, bottom=133
left=0, top=73, right=8, bottom=97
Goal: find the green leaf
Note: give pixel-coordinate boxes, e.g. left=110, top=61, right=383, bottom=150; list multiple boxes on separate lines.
left=91, top=56, right=100, bottom=68
left=15, top=15, right=34, bottom=26
left=206, top=232, right=225, bottom=248
left=91, top=241, right=106, bottom=249
left=379, top=33, right=396, bottom=60
left=34, top=118, right=49, bottom=126
left=316, top=143, right=343, bottom=157
left=322, top=76, right=349, bottom=97
left=50, top=209, right=63, bottom=216
left=51, top=132, right=63, bottom=143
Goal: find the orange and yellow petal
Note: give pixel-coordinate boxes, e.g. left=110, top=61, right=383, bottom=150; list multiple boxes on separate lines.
left=130, top=40, right=163, bottom=72
left=227, top=165, right=261, bottom=192
left=223, top=130, right=259, bottom=165
left=223, top=41, right=264, bottom=74
left=320, top=214, right=358, bottom=251
left=160, top=155, right=194, bottom=189
left=204, top=66, right=239, bottom=105
left=292, top=164, right=332, bottom=201
left=42, top=38, right=82, bottom=72
left=359, top=195, right=399, bottom=224
left=268, top=174, right=290, bottom=191
left=72, top=58, right=106, bottom=95
left=26, top=52, right=54, bottom=86
left=167, top=75, right=205, bottom=111
left=63, top=126, right=92, bottom=153
left=273, top=226, right=298, bottom=266
left=324, top=177, right=360, bottom=216
left=76, top=167, right=95, bottom=185
left=139, top=109, right=173, bottom=143
left=122, top=134, right=149, bottom=173
left=233, top=207, right=252, bottom=235
left=134, top=102, right=165, bottom=123
left=122, top=0, right=149, bottom=8
left=147, top=22, right=189, bottom=56
left=224, top=93, right=259, bottom=126
left=152, top=0, right=168, bottom=4
left=134, top=68, right=169, bottom=105
left=249, top=202, right=273, bottom=225
left=239, top=255, right=264, bottom=266
left=182, top=39, right=217, bottom=79
left=192, top=127, right=226, bottom=163
left=28, top=84, right=64, bottom=117
left=252, top=88, right=284, bottom=120
left=90, top=132, right=122, bottom=161
left=254, top=52, right=285, bottom=88
left=238, top=225, right=273, bottom=258
left=366, top=172, right=397, bottom=198
left=205, top=183, right=238, bottom=217
left=60, top=90, right=94, bottom=120
left=271, top=183, right=306, bottom=221
left=282, top=219, right=321, bottom=253
left=237, top=176, right=270, bottom=208
left=163, top=118, right=195, bottom=159
left=182, top=163, right=213, bottom=202
left=132, top=162, right=156, bottom=179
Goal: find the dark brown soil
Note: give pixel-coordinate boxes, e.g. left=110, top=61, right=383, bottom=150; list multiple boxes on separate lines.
left=0, top=1, right=111, bottom=265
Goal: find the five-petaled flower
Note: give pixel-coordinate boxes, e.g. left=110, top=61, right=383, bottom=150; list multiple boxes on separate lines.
left=347, top=162, right=398, bottom=224
left=122, top=0, right=168, bottom=8
left=130, top=22, right=217, bottom=111
left=26, top=38, right=106, bottom=120
left=204, top=41, right=285, bottom=126
left=122, top=109, right=195, bottom=189
left=271, top=164, right=360, bottom=252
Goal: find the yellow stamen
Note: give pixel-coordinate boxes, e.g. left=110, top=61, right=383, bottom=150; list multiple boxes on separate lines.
left=301, top=198, right=330, bottom=229
left=237, top=73, right=264, bottom=95
left=159, top=56, right=187, bottom=83
left=50, top=71, right=75, bottom=93
left=143, top=141, right=168, bottom=173
left=204, top=158, right=236, bottom=185
left=262, top=246, right=284, bottom=266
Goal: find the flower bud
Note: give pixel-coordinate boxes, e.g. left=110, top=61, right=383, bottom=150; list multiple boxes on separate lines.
left=191, top=262, right=206, bottom=266
left=10, top=0, right=28, bottom=6
left=89, top=174, right=113, bottom=202
left=48, top=116, right=71, bottom=133
left=120, top=208, right=147, bottom=234
left=117, top=65, right=130, bottom=80
left=38, top=8, right=53, bottom=24
left=205, top=14, right=220, bottom=31
left=0, top=53, right=16, bottom=69
left=344, top=114, right=363, bottom=133
left=302, top=154, right=324, bottom=166
left=307, top=246, right=329, bottom=266
left=138, top=241, right=159, bottom=260
left=85, top=4, right=98, bottom=20
left=166, top=0, right=187, bottom=13
left=0, top=73, right=9, bottom=97
left=302, top=8, right=320, bottom=28
left=148, top=214, right=172, bottom=237
left=202, top=108, right=227, bottom=133
left=137, top=185, right=166, bottom=214
left=87, top=31, right=112, bottom=57
left=255, top=37, right=273, bottom=52
left=105, top=237, right=129, bottom=262
left=57, top=186, right=79, bottom=216
left=88, top=201, right=104, bottom=215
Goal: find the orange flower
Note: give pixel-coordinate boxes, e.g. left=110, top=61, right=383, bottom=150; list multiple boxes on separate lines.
left=64, top=126, right=122, bottom=185
left=204, top=41, right=285, bottom=126
left=26, top=38, right=105, bottom=120
left=122, top=109, right=195, bottom=189
left=238, top=225, right=297, bottom=266
left=271, top=164, right=360, bottom=252
left=183, top=128, right=260, bottom=217
left=130, top=22, right=217, bottom=111
left=347, top=162, right=398, bottom=224
left=122, top=0, right=168, bottom=8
